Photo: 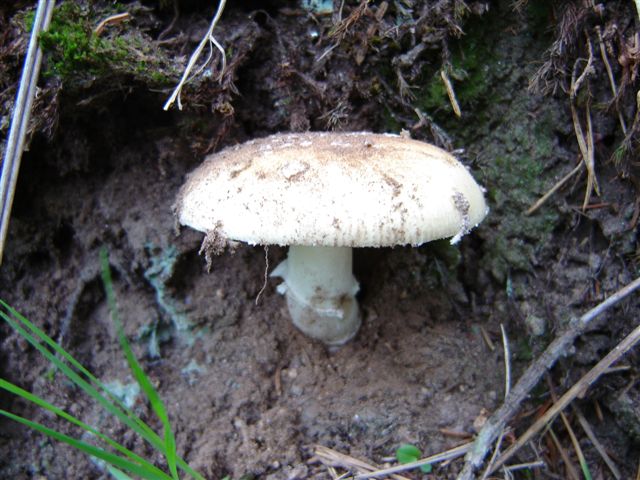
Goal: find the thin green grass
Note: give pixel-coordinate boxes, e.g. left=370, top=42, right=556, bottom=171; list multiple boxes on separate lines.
left=0, top=248, right=204, bottom=480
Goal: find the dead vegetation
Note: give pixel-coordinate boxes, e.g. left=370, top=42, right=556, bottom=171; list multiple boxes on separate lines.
left=529, top=0, right=640, bottom=209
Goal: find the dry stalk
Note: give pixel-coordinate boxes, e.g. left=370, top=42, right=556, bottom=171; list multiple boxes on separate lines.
left=596, top=26, right=627, bottom=134
left=547, top=376, right=589, bottom=479
left=500, top=324, right=512, bottom=398
left=479, top=325, right=511, bottom=479
left=569, top=35, right=599, bottom=210
left=548, top=428, right=580, bottom=480
left=573, top=405, right=621, bottom=479
left=163, top=0, right=227, bottom=110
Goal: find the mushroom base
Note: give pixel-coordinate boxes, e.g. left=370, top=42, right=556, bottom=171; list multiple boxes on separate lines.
left=271, top=246, right=361, bottom=346
left=284, top=287, right=361, bottom=346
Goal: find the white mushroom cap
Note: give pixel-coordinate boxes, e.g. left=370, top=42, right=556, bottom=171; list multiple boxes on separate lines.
left=176, top=131, right=488, bottom=247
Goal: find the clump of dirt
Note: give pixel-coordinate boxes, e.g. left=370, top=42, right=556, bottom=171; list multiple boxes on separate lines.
left=1, top=1, right=640, bottom=479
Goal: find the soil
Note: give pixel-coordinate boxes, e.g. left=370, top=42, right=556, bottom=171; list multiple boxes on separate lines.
left=1, top=1, right=640, bottom=479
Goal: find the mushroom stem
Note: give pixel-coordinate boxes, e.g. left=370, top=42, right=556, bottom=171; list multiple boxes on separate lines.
left=271, top=245, right=361, bottom=346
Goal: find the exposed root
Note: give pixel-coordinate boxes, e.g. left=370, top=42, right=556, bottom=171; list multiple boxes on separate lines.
left=163, top=0, right=227, bottom=110
left=255, top=246, right=269, bottom=306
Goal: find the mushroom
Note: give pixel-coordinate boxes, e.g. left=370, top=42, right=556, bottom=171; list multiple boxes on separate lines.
left=175, top=131, right=487, bottom=345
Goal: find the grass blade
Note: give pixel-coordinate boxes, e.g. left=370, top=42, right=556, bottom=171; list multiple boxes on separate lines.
left=107, top=466, right=135, bottom=480
left=100, top=249, right=180, bottom=480
left=0, top=378, right=167, bottom=476
left=0, top=409, right=173, bottom=480
left=0, top=304, right=163, bottom=450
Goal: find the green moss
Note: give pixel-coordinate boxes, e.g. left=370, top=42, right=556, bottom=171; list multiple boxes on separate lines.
left=36, top=1, right=177, bottom=87
left=416, top=2, right=562, bottom=283
left=482, top=108, right=561, bottom=282
left=417, top=18, right=497, bottom=117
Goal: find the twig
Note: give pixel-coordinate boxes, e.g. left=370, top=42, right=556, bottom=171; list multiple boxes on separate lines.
left=501, top=324, right=511, bottom=398
left=478, top=325, right=495, bottom=351
left=525, top=162, right=583, bottom=215
left=457, top=275, right=640, bottom=480
left=355, top=442, right=473, bottom=479
left=441, top=69, right=462, bottom=117
left=314, top=445, right=411, bottom=480
left=489, top=321, right=640, bottom=473
left=574, top=405, right=621, bottom=479
left=0, top=0, right=56, bottom=265
left=163, top=0, right=227, bottom=110
left=480, top=432, right=504, bottom=480
left=94, top=12, right=131, bottom=36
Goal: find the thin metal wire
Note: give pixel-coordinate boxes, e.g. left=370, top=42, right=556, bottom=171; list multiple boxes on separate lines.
left=0, top=0, right=56, bottom=265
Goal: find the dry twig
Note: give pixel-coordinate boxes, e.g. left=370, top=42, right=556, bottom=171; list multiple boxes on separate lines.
left=525, top=162, right=583, bottom=215
left=441, top=69, right=462, bottom=117
left=479, top=325, right=512, bottom=478
left=94, top=12, right=131, bottom=36
left=457, top=275, right=640, bottom=480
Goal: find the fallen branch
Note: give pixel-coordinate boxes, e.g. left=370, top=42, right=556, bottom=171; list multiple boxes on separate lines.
left=457, top=275, right=640, bottom=480
left=489, top=321, right=640, bottom=473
